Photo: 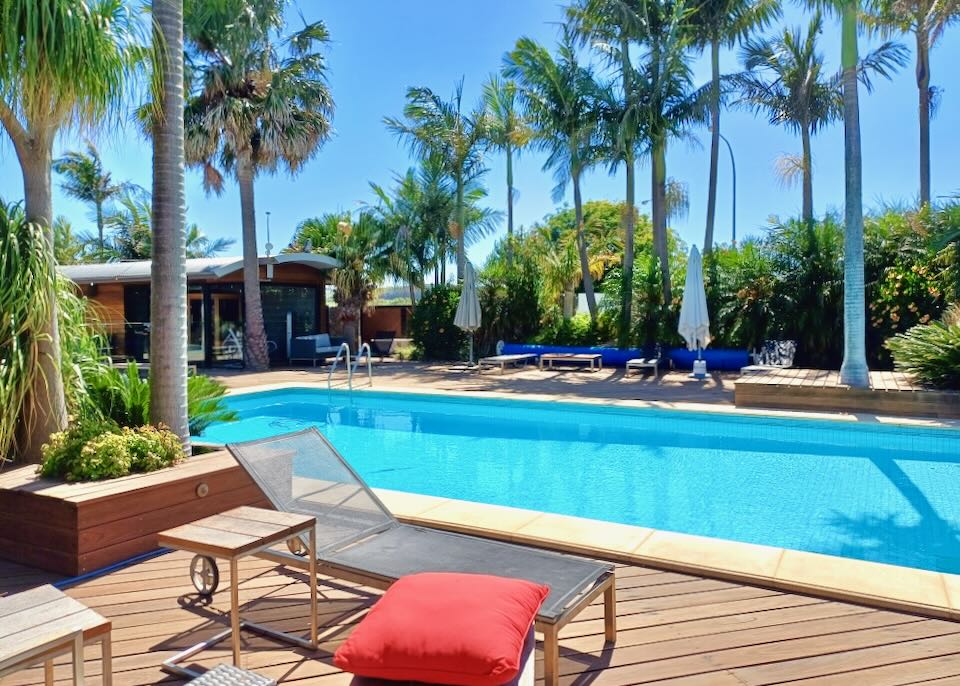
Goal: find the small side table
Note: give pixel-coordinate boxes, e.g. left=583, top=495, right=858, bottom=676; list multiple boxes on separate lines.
left=158, top=506, right=318, bottom=679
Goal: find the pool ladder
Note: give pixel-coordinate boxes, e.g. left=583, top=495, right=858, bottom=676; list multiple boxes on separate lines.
left=327, top=342, right=373, bottom=390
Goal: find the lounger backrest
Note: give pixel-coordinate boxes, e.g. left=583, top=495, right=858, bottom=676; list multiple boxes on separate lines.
left=228, top=428, right=398, bottom=553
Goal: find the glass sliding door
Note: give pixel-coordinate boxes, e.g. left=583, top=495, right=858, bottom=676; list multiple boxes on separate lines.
left=187, top=292, right=205, bottom=363
left=210, top=286, right=244, bottom=366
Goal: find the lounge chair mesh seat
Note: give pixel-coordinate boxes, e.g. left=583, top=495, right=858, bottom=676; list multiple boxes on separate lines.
left=227, top=429, right=613, bottom=623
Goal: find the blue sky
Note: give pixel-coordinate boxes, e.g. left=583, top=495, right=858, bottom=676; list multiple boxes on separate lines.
left=1, top=1, right=958, bottom=267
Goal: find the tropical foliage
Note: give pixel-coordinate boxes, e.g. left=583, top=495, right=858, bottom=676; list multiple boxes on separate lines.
left=386, top=80, right=491, bottom=282
left=183, top=0, right=334, bottom=370
left=886, top=304, right=960, bottom=388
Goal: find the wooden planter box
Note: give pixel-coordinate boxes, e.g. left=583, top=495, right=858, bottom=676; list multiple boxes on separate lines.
left=0, top=451, right=267, bottom=576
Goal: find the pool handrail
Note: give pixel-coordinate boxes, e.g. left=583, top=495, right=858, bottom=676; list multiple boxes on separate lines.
left=327, top=342, right=352, bottom=389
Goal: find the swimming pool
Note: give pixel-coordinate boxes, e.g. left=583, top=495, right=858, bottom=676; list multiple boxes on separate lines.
left=201, top=388, right=960, bottom=574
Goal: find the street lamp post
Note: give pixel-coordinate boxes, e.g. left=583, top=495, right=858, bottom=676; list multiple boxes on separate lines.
left=716, top=131, right=737, bottom=247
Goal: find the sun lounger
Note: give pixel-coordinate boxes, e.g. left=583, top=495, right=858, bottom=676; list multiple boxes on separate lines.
left=218, top=429, right=616, bottom=686
left=477, top=353, right=538, bottom=374
left=626, top=358, right=659, bottom=378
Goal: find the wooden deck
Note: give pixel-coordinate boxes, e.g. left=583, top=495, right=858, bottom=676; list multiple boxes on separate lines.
left=3, top=550, right=960, bottom=685
left=735, top=368, right=960, bottom=419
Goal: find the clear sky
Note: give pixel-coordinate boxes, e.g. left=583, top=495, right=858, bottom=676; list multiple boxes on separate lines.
left=1, top=1, right=958, bottom=267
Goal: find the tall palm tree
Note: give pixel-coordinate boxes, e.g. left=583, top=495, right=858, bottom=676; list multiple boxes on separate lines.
left=482, top=76, right=531, bottom=263
left=386, top=80, right=489, bottom=283
left=150, top=0, right=190, bottom=445
left=863, top=0, right=960, bottom=207
left=634, top=0, right=709, bottom=305
left=736, top=12, right=905, bottom=224
left=53, top=142, right=136, bottom=261
left=184, top=0, right=334, bottom=371
left=688, top=0, right=780, bottom=253
left=0, top=0, right=142, bottom=461
left=568, top=0, right=646, bottom=342
left=504, top=28, right=603, bottom=320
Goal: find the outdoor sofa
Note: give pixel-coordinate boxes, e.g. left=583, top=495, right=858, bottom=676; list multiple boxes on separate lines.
left=289, top=333, right=347, bottom=366
left=194, top=429, right=616, bottom=686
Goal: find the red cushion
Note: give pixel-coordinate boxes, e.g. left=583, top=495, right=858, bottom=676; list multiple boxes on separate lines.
left=333, top=572, right=549, bottom=686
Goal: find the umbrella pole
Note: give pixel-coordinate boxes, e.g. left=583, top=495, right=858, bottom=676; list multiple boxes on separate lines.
left=469, top=335, right=474, bottom=366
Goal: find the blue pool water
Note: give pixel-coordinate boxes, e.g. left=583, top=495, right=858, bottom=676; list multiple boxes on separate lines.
left=201, top=388, right=960, bottom=573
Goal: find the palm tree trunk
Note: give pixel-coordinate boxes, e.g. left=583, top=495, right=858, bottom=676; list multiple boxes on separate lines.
left=839, top=0, right=870, bottom=388
left=916, top=30, right=931, bottom=207
left=96, top=202, right=104, bottom=261
left=237, top=153, right=271, bottom=371
left=149, top=0, right=191, bottom=446
left=801, top=124, right=814, bottom=225
left=455, top=174, right=466, bottom=282
left=619, top=152, right=636, bottom=347
left=17, top=137, right=67, bottom=462
left=704, top=36, right=721, bottom=254
left=573, top=171, right=597, bottom=321
left=506, top=142, right=514, bottom=266
left=652, top=139, right=672, bottom=305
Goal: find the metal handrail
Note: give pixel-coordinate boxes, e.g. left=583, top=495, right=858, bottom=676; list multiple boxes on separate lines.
left=327, top=342, right=352, bottom=389
left=352, top=342, right=373, bottom=387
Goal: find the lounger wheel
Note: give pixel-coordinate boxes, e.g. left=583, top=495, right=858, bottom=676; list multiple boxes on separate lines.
left=190, top=554, right=220, bottom=596
left=286, top=537, right=308, bottom=556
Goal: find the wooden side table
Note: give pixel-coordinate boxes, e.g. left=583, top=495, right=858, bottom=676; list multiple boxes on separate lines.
left=158, top=506, right=318, bottom=679
left=0, top=584, right=112, bottom=686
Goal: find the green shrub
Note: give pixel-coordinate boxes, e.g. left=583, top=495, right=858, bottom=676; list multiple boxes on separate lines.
left=532, top=313, right=614, bottom=347
left=886, top=304, right=960, bottom=389
left=88, top=363, right=150, bottom=428
left=86, top=363, right=236, bottom=435
left=38, top=419, right=117, bottom=480
left=187, top=375, right=238, bottom=434
left=126, top=425, right=185, bottom=472
left=40, top=423, right=184, bottom=482
left=410, top=284, right=466, bottom=360
left=74, top=432, right=135, bottom=481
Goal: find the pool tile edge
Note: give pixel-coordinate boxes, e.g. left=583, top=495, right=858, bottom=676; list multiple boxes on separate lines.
left=373, top=488, right=960, bottom=623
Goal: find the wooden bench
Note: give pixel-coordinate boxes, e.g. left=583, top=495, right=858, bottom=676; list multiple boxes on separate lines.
left=0, top=584, right=112, bottom=686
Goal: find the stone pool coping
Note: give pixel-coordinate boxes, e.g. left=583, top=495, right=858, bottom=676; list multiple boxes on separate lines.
left=372, top=488, right=960, bottom=622
left=223, top=380, right=960, bottom=430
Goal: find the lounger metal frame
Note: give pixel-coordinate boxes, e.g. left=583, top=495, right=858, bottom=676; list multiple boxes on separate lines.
left=215, top=428, right=617, bottom=686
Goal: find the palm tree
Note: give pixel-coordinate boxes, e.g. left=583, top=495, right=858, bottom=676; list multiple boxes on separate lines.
left=185, top=225, right=235, bottom=258
left=482, top=76, right=531, bottom=263
left=568, top=0, right=646, bottom=342
left=0, top=0, right=142, bottom=460
left=52, top=216, right=91, bottom=265
left=184, top=0, right=334, bottom=371
left=863, top=0, right=960, bottom=207
left=634, top=0, right=709, bottom=305
left=53, top=142, right=136, bottom=261
left=386, top=80, right=489, bottom=283
left=504, top=28, right=603, bottom=320
left=291, top=212, right=392, bottom=349
left=688, top=0, right=780, bottom=253
left=150, top=0, right=191, bottom=444
left=103, top=193, right=234, bottom=260
left=736, top=12, right=905, bottom=225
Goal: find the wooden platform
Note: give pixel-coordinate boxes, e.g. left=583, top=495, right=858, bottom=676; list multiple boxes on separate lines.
left=735, top=368, right=960, bottom=419
left=0, top=451, right=267, bottom=575
left=3, top=550, right=960, bottom=685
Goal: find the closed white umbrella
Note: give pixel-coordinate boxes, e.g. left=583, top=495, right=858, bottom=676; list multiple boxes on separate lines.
left=454, top=260, right=482, bottom=365
left=678, top=245, right=711, bottom=378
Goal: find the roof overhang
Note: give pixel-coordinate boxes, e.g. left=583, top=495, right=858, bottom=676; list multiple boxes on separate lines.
left=210, top=253, right=340, bottom=278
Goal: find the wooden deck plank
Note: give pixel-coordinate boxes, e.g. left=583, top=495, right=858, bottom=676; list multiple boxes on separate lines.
left=1, top=549, right=958, bottom=686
